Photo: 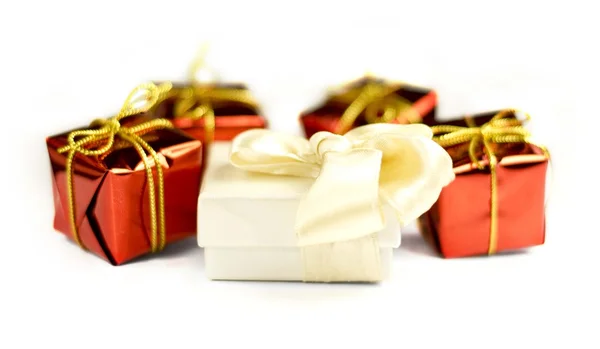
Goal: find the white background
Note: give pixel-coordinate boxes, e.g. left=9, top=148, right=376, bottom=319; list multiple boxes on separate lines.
left=0, top=1, right=597, bottom=348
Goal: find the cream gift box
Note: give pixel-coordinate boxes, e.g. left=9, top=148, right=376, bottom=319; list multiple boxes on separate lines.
left=198, top=142, right=401, bottom=281
left=198, top=124, right=455, bottom=283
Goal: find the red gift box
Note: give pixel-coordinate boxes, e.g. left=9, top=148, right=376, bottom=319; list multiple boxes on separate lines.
left=152, top=83, right=267, bottom=142
left=46, top=83, right=203, bottom=265
left=417, top=110, right=550, bottom=258
left=300, top=76, right=437, bottom=137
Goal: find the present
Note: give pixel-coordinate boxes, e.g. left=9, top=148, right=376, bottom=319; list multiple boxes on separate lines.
left=198, top=124, right=454, bottom=282
left=417, top=109, right=550, bottom=258
left=46, top=82, right=203, bottom=265
left=299, top=75, right=437, bottom=138
left=151, top=50, right=267, bottom=143
left=152, top=83, right=266, bottom=142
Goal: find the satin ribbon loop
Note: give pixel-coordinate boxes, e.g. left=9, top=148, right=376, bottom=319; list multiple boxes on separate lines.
left=230, top=124, right=455, bottom=280
left=57, top=82, right=174, bottom=253
left=430, top=109, right=550, bottom=255
left=333, top=80, right=415, bottom=134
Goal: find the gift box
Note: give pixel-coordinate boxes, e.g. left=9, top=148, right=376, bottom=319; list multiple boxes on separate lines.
left=300, top=76, right=437, bottom=138
left=198, top=123, right=454, bottom=282
left=152, top=82, right=267, bottom=143
left=46, top=83, right=203, bottom=265
left=151, top=48, right=267, bottom=143
left=417, top=109, right=550, bottom=258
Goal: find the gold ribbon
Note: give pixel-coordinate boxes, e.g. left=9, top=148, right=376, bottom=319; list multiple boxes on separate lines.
left=431, top=109, right=550, bottom=255
left=170, top=47, right=259, bottom=142
left=331, top=79, right=420, bottom=134
left=230, top=123, right=455, bottom=282
left=57, top=82, right=174, bottom=253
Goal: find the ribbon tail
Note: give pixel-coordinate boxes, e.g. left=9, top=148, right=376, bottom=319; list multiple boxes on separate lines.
left=295, top=149, right=385, bottom=245
left=300, top=235, right=382, bottom=282
left=296, top=149, right=385, bottom=282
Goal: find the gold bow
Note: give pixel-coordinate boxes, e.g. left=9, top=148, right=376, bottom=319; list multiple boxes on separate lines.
left=57, top=82, right=174, bottom=253
left=230, top=123, right=455, bottom=282
left=331, top=79, right=420, bottom=134
left=431, top=109, right=550, bottom=254
left=171, top=47, right=259, bottom=142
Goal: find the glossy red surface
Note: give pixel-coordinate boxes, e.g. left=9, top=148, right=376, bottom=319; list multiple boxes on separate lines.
left=152, top=83, right=267, bottom=142
left=299, top=82, right=437, bottom=137
left=171, top=114, right=267, bottom=142
left=46, top=114, right=203, bottom=265
left=418, top=111, right=548, bottom=258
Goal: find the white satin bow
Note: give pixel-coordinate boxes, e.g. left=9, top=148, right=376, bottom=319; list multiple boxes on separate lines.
left=230, top=123, right=454, bottom=282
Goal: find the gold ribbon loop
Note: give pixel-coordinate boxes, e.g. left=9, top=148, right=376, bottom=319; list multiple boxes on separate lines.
left=430, top=109, right=550, bottom=255
left=230, top=124, right=455, bottom=281
left=332, top=80, right=417, bottom=134
left=57, top=82, right=174, bottom=253
left=170, top=47, right=259, bottom=142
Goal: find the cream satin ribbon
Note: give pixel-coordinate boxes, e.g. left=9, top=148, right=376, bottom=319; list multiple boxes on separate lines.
left=230, top=123, right=455, bottom=282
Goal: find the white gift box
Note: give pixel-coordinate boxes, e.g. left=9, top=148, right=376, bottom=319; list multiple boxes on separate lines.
left=197, top=123, right=455, bottom=283
left=198, top=142, right=401, bottom=282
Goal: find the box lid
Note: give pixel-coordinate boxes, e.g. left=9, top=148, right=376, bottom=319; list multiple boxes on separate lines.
left=197, top=142, right=401, bottom=248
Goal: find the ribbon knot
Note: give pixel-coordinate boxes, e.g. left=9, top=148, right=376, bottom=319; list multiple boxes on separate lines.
left=430, top=109, right=549, bottom=254
left=310, top=132, right=353, bottom=161
left=230, top=123, right=455, bottom=281
left=90, top=117, right=121, bottom=132
left=431, top=109, right=548, bottom=170
left=57, top=82, right=174, bottom=253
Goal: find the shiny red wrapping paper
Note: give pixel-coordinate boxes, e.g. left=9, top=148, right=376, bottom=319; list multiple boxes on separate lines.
left=418, top=111, right=549, bottom=258
left=299, top=77, right=437, bottom=138
left=152, top=83, right=267, bottom=142
left=46, top=114, right=203, bottom=265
